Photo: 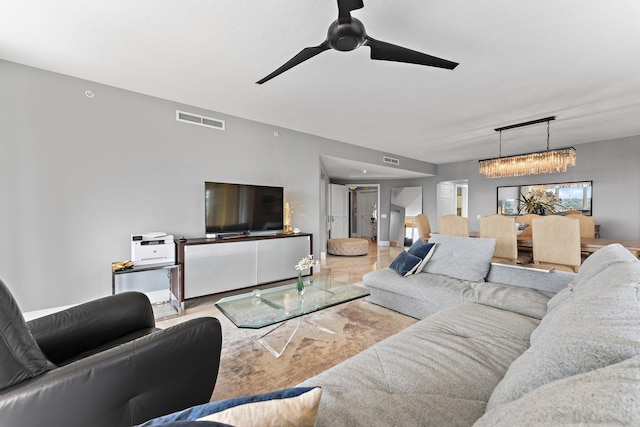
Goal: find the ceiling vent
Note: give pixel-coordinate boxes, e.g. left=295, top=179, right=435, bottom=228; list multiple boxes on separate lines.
left=176, top=110, right=225, bottom=130
left=383, top=156, right=400, bottom=165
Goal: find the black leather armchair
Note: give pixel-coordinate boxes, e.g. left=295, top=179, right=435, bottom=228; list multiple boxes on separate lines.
left=0, top=278, right=223, bottom=427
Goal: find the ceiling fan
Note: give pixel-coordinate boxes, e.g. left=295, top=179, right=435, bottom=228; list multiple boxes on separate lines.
left=256, top=0, right=459, bottom=84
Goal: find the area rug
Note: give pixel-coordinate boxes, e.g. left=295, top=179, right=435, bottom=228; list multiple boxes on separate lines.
left=209, top=294, right=417, bottom=401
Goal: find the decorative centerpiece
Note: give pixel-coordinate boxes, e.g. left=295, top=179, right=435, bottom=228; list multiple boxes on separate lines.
left=519, top=189, right=562, bottom=215
left=295, top=255, right=318, bottom=296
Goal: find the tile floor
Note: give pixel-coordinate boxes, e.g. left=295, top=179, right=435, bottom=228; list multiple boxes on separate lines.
left=158, top=240, right=404, bottom=326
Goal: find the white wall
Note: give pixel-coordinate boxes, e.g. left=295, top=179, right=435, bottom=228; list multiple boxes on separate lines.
left=0, top=60, right=435, bottom=311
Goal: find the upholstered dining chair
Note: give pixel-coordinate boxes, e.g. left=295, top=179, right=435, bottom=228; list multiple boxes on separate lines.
left=514, top=213, right=541, bottom=238
left=479, top=214, right=521, bottom=263
left=438, top=214, right=469, bottom=237
left=566, top=213, right=596, bottom=238
left=532, top=216, right=582, bottom=272
left=414, top=214, right=432, bottom=241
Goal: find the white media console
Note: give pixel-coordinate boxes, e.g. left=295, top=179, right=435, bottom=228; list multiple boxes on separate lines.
left=175, top=233, right=313, bottom=300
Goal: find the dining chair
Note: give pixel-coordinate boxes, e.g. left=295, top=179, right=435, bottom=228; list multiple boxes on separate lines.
left=479, top=214, right=529, bottom=263
left=566, top=213, right=596, bottom=238
left=414, top=214, right=432, bottom=241
left=438, top=214, right=469, bottom=237
left=532, top=216, right=581, bottom=272
left=514, top=213, right=542, bottom=238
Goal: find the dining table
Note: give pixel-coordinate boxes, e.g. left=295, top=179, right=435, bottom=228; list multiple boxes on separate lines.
left=468, top=232, right=640, bottom=259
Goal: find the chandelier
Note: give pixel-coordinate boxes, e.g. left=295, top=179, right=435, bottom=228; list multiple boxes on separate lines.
left=479, top=116, right=576, bottom=179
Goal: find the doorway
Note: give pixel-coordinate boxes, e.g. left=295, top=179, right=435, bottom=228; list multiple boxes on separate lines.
left=328, top=183, right=349, bottom=239
left=347, top=185, right=380, bottom=242
left=437, top=180, right=468, bottom=218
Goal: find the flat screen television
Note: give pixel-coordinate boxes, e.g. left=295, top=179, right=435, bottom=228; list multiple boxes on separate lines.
left=205, top=182, right=284, bottom=237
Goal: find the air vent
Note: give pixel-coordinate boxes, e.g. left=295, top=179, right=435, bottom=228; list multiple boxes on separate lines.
left=176, top=110, right=225, bottom=130
left=383, top=156, right=400, bottom=165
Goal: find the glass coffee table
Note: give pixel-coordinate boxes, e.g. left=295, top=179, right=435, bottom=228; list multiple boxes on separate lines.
left=215, top=278, right=369, bottom=357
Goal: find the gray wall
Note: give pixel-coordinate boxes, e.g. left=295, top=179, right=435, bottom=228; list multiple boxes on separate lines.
left=2, top=59, right=639, bottom=311
left=0, top=60, right=434, bottom=311
left=339, top=139, right=640, bottom=245
left=417, top=138, right=640, bottom=239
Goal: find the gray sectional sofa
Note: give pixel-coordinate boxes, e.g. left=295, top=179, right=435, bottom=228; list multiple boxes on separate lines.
left=364, top=233, right=575, bottom=320
left=299, top=236, right=640, bottom=426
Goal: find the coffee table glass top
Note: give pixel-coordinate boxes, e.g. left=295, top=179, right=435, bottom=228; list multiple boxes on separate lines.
left=215, top=278, right=369, bottom=328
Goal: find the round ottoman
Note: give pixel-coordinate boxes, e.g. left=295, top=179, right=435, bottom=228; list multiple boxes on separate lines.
left=327, top=238, right=369, bottom=256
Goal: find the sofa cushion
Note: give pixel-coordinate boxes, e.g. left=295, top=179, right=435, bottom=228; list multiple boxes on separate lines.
left=572, top=243, right=635, bottom=286
left=425, top=234, right=496, bottom=282
left=474, top=355, right=640, bottom=426
left=544, top=243, right=638, bottom=313
left=298, top=303, right=540, bottom=427
left=140, top=387, right=322, bottom=427
left=486, top=246, right=640, bottom=410
left=0, top=279, right=51, bottom=391
left=389, top=251, right=422, bottom=276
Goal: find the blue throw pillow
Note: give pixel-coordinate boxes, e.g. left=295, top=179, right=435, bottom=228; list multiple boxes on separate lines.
left=407, top=240, right=437, bottom=273
left=138, top=387, right=321, bottom=427
left=408, top=239, right=434, bottom=259
left=389, top=251, right=422, bottom=277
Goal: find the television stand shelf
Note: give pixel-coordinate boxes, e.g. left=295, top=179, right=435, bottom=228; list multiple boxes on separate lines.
left=175, top=233, right=313, bottom=305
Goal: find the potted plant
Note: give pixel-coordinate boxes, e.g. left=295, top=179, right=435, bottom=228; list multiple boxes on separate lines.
left=518, top=189, right=562, bottom=215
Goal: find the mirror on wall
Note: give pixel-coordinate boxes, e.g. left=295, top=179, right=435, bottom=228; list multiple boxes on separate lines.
left=390, top=186, right=423, bottom=246
left=497, top=181, right=593, bottom=216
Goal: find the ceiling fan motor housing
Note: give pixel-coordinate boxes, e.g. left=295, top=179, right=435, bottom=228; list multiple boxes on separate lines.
left=328, top=18, right=366, bottom=51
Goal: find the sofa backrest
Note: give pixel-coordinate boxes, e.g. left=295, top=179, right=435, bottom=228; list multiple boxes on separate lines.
left=481, top=244, right=640, bottom=421
left=485, top=263, right=575, bottom=295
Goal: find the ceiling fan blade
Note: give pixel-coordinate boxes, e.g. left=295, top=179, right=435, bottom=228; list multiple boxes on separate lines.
left=256, top=42, right=331, bottom=84
left=365, top=37, right=458, bottom=70
left=337, top=0, right=364, bottom=23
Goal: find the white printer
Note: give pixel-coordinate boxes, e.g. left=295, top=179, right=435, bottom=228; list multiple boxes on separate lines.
left=131, top=232, right=175, bottom=265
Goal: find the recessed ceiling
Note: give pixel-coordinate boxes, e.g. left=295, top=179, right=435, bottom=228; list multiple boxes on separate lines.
left=321, top=155, right=433, bottom=180
left=3, top=1, right=640, bottom=174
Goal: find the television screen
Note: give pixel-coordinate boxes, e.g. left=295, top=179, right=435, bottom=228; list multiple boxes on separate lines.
left=205, top=182, right=284, bottom=236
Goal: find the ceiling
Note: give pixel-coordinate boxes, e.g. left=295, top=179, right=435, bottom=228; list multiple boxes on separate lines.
left=3, top=1, right=640, bottom=178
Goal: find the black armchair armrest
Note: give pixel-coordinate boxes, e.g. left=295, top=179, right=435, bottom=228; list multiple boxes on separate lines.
left=0, top=316, right=222, bottom=427
left=28, top=292, right=156, bottom=365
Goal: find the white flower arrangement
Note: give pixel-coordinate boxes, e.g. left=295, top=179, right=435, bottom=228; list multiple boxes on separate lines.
left=295, top=255, right=318, bottom=271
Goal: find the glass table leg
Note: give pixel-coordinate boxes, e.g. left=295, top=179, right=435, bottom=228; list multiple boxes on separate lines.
left=256, top=316, right=336, bottom=358
left=257, top=317, right=301, bottom=358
